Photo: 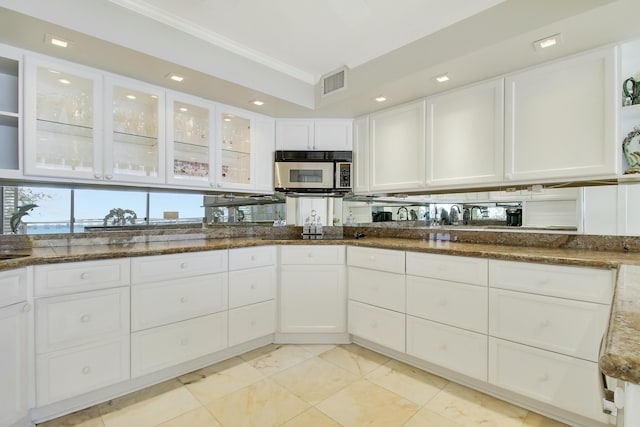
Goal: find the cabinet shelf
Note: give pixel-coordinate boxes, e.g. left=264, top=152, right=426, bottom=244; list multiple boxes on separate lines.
left=174, top=139, right=208, bottom=154
left=0, top=113, right=18, bottom=127
left=221, top=147, right=250, bottom=157
left=113, top=130, right=158, bottom=147
left=37, top=118, right=93, bottom=138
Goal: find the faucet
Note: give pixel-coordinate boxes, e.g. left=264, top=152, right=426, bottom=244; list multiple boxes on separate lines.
left=397, top=206, right=408, bottom=220
left=449, top=205, right=461, bottom=225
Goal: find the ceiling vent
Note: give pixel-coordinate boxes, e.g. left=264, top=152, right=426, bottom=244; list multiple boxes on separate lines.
left=321, top=67, right=347, bottom=97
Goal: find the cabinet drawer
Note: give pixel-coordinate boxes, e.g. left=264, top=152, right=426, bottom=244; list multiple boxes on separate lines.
left=489, top=288, right=609, bottom=361
left=131, top=250, right=227, bottom=284
left=406, top=252, right=487, bottom=286
left=348, top=267, right=405, bottom=312
left=131, top=273, right=228, bottom=331
left=35, top=287, right=129, bottom=353
left=489, top=337, right=608, bottom=423
left=489, top=260, right=614, bottom=303
left=228, top=300, right=276, bottom=347
left=229, top=266, right=275, bottom=309
left=229, top=246, right=276, bottom=271
left=131, top=312, right=227, bottom=377
left=34, top=259, right=130, bottom=297
left=36, top=337, right=129, bottom=406
left=348, top=300, right=405, bottom=352
left=406, top=276, right=487, bottom=333
left=407, top=315, right=487, bottom=381
left=347, top=246, right=405, bottom=274
left=0, top=267, right=26, bottom=308
left=280, top=245, right=345, bottom=265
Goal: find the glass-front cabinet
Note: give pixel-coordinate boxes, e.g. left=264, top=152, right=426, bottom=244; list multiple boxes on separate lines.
left=0, top=45, right=21, bottom=179
left=24, top=57, right=102, bottom=180
left=166, top=93, right=214, bottom=188
left=216, top=106, right=254, bottom=190
left=106, top=77, right=164, bottom=184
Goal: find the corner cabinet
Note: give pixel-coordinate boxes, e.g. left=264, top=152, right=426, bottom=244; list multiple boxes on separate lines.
left=369, top=100, right=426, bottom=192
left=427, top=78, right=504, bottom=189
left=504, top=46, right=619, bottom=183
left=0, top=45, right=22, bottom=179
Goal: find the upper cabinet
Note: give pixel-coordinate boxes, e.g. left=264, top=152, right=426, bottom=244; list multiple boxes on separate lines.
left=0, top=46, right=21, bottom=179
left=276, top=119, right=352, bottom=150
left=216, top=105, right=254, bottom=191
left=504, top=47, right=619, bottom=183
left=427, top=78, right=504, bottom=189
left=369, top=100, right=426, bottom=192
left=253, top=115, right=276, bottom=193
left=353, top=116, right=370, bottom=194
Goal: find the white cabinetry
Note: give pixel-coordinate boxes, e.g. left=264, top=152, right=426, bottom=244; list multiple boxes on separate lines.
left=369, top=100, right=426, bottom=192
left=253, top=115, right=276, bottom=192
left=130, top=250, right=228, bottom=377
left=504, top=47, right=618, bottom=183
left=228, top=246, right=276, bottom=347
left=215, top=105, right=254, bottom=191
left=488, top=260, right=614, bottom=422
left=276, top=119, right=352, bottom=150
left=33, top=260, right=130, bottom=406
left=0, top=44, right=22, bottom=179
left=0, top=268, right=30, bottom=427
left=427, top=78, right=504, bottom=188
left=353, top=116, right=369, bottom=194
left=279, top=245, right=346, bottom=334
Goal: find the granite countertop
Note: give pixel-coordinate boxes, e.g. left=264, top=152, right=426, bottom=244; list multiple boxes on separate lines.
left=2, top=229, right=640, bottom=385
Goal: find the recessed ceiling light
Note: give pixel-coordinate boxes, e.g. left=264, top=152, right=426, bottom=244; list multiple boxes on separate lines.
left=150, top=95, right=158, bottom=99
left=126, top=94, right=136, bottom=100
left=375, top=96, right=387, bottom=102
left=434, top=74, right=450, bottom=83
left=45, top=34, right=70, bottom=48
left=533, top=34, right=562, bottom=51
left=48, top=69, right=61, bottom=74
left=166, top=73, right=184, bottom=82
left=251, top=100, right=264, bottom=106
left=58, top=79, right=71, bottom=85
left=179, top=107, right=188, bottom=112
left=223, top=116, right=232, bottom=122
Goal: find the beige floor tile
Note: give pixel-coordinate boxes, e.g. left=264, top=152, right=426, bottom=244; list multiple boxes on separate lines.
left=522, top=412, right=570, bottom=427
left=425, top=382, right=528, bottom=427
left=365, top=359, right=448, bottom=405
left=205, top=378, right=309, bottom=427
left=319, top=344, right=390, bottom=376
left=316, top=379, right=419, bottom=427
left=297, top=344, right=337, bottom=355
left=37, top=406, right=104, bottom=427
left=241, top=344, right=316, bottom=376
left=155, top=407, right=222, bottom=427
left=281, top=407, right=342, bottom=427
left=271, top=356, right=359, bottom=404
left=403, top=407, right=464, bottom=427
left=237, top=343, right=283, bottom=362
left=99, top=383, right=201, bottom=427
left=181, top=357, right=265, bottom=404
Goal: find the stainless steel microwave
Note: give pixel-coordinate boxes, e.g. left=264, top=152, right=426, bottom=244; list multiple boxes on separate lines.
left=274, top=150, right=352, bottom=193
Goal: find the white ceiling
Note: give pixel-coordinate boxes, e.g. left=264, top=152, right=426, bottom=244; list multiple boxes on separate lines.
left=1, top=0, right=640, bottom=117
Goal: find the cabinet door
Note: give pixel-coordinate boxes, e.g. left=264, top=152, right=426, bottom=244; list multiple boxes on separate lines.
left=353, top=116, right=370, bottom=194
left=0, top=46, right=21, bottom=179
left=0, top=302, right=30, bottom=427
left=166, top=92, right=215, bottom=188
left=24, top=56, right=103, bottom=180
left=427, top=79, right=504, bottom=188
left=105, top=76, right=165, bottom=184
left=279, top=264, right=346, bottom=333
left=314, top=119, right=353, bottom=150
left=505, top=47, right=618, bottom=182
left=348, top=300, right=405, bottom=352
left=370, top=100, right=426, bottom=192
left=275, top=119, right=314, bottom=150
left=253, top=115, right=275, bottom=192
left=216, top=105, right=254, bottom=190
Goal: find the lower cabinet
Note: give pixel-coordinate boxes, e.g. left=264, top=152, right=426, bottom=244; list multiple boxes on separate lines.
left=228, top=300, right=276, bottom=347
left=348, top=300, right=405, bottom=352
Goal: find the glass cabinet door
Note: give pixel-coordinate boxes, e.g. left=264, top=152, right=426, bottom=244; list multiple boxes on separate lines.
left=0, top=47, right=20, bottom=179
left=106, top=77, right=164, bottom=184
left=24, top=58, right=102, bottom=180
left=167, top=93, right=214, bottom=187
left=217, top=106, right=253, bottom=189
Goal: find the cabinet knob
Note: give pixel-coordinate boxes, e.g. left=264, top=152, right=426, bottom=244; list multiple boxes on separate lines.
left=180, top=262, right=188, bottom=269
left=180, top=338, right=189, bottom=346
left=537, top=277, right=551, bottom=286
left=250, top=320, right=256, bottom=327
left=371, top=285, right=379, bottom=292
left=82, top=366, right=91, bottom=375
left=80, top=272, right=90, bottom=280
left=94, top=174, right=102, bottom=179
left=180, top=297, right=188, bottom=304
left=370, top=322, right=377, bottom=329
left=250, top=283, right=257, bottom=290
left=217, top=183, right=222, bottom=188
left=105, top=175, right=113, bottom=180
left=251, top=255, right=256, bottom=261
left=539, top=319, right=550, bottom=328
left=22, top=304, right=32, bottom=313
left=368, top=256, right=375, bottom=262
left=437, top=298, right=448, bottom=307
left=439, top=343, right=448, bottom=351
left=307, top=252, right=313, bottom=258
left=539, top=373, right=549, bottom=382
left=80, top=314, right=91, bottom=323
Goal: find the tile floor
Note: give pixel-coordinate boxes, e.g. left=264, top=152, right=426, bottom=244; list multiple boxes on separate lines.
left=38, top=344, right=569, bottom=427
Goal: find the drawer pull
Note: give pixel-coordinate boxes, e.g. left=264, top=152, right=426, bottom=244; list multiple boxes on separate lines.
left=80, top=272, right=90, bottom=280
left=539, top=373, right=549, bottom=382
left=370, top=321, right=378, bottom=329
left=537, top=277, right=551, bottom=286
left=307, top=252, right=313, bottom=258
left=539, top=319, right=550, bottom=328
left=437, top=298, right=448, bottom=307
left=251, top=255, right=256, bottom=261
left=368, top=256, right=376, bottom=262
left=250, top=283, right=257, bottom=290
left=439, top=344, right=448, bottom=351
left=81, top=366, right=91, bottom=375
left=180, top=338, right=189, bottom=346
left=180, top=262, right=188, bottom=269
left=250, top=320, right=256, bottom=327
left=180, top=297, right=188, bottom=304
left=371, top=285, right=379, bottom=292
left=80, top=314, right=91, bottom=323
left=436, top=264, right=447, bottom=272
left=22, top=304, right=31, bottom=313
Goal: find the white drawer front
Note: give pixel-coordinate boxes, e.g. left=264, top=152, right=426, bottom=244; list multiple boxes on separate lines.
left=347, top=246, right=405, bottom=274
left=407, top=276, right=488, bottom=334
left=131, top=273, right=228, bottom=331
left=36, top=287, right=130, bottom=353
left=229, top=246, right=276, bottom=271
left=407, top=315, right=487, bottom=381
left=0, top=267, right=26, bottom=308
left=36, top=337, right=130, bottom=406
left=489, top=338, right=608, bottom=423
left=489, top=260, right=614, bottom=303
left=131, top=250, right=227, bottom=284
left=280, top=245, right=345, bottom=265
left=406, top=252, right=488, bottom=286
left=489, top=289, right=609, bottom=361
left=34, top=259, right=130, bottom=297
left=348, top=267, right=405, bottom=312
left=228, top=266, right=275, bottom=309
left=348, top=300, right=405, bottom=352
left=228, top=300, right=276, bottom=347
left=131, top=312, right=228, bottom=377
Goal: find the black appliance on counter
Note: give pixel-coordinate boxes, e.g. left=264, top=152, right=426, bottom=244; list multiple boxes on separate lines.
left=506, top=208, right=523, bottom=226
